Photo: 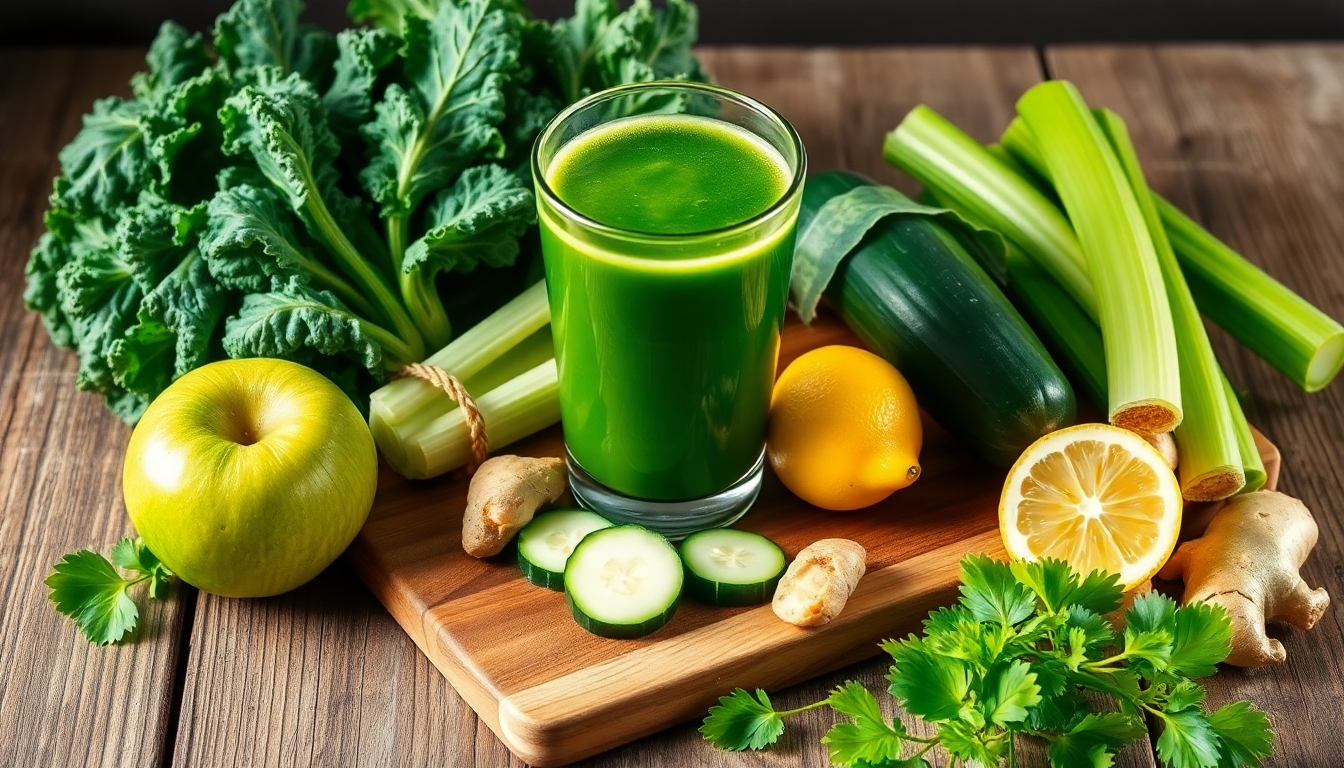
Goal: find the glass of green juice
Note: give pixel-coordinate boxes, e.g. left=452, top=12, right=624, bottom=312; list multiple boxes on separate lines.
left=531, top=81, right=805, bottom=538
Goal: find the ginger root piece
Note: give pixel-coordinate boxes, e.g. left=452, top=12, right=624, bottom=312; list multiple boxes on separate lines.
left=462, top=456, right=567, bottom=558
left=1141, top=431, right=1178, bottom=471
left=1158, top=490, right=1330, bottom=667
left=772, top=538, right=867, bottom=627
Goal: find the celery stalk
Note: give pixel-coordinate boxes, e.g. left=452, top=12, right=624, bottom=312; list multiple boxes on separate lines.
left=1001, top=116, right=1048, bottom=180
left=370, top=280, right=551, bottom=426
left=370, top=327, right=555, bottom=474
left=1096, top=109, right=1243, bottom=499
left=1008, top=116, right=1344, bottom=393
left=400, top=359, right=561, bottom=479
left=1017, top=82, right=1182, bottom=433
left=1157, top=197, right=1344, bottom=392
left=1224, top=375, right=1267, bottom=493
left=884, top=106, right=1096, bottom=314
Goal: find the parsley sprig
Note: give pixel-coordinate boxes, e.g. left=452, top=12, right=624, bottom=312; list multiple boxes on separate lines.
left=702, top=555, right=1274, bottom=768
left=45, top=537, right=174, bottom=645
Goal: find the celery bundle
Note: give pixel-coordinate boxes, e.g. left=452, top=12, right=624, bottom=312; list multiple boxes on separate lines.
left=885, top=84, right=1343, bottom=500
left=369, top=281, right=559, bottom=479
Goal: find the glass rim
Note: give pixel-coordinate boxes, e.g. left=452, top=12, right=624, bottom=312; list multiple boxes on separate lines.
left=530, top=80, right=806, bottom=243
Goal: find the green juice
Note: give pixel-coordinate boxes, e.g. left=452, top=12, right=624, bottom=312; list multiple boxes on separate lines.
left=539, top=114, right=797, bottom=501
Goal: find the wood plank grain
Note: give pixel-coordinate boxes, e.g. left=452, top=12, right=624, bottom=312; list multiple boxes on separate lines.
left=1046, top=43, right=1344, bottom=768
left=0, top=48, right=191, bottom=768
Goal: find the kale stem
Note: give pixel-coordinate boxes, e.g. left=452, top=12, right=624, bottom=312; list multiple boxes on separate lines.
left=387, top=214, right=408, bottom=275
left=302, top=194, right=426, bottom=359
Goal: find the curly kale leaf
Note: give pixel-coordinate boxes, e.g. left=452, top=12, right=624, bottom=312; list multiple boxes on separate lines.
left=539, top=0, right=706, bottom=104
left=214, top=0, right=337, bottom=86
left=323, top=27, right=400, bottom=143
left=104, top=196, right=227, bottom=403
left=132, top=21, right=215, bottom=100
left=360, top=0, right=520, bottom=219
left=223, top=275, right=398, bottom=376
left=403, top=164, right=534, bottom=276
left=53, top=98, right=157, bottom=216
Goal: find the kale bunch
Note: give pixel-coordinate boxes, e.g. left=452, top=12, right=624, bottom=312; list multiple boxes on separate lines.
left=25, top=0, right=705, bottom=421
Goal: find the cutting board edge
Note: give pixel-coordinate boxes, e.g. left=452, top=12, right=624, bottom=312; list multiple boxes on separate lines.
left=491, top=528, right=1006, bottom=767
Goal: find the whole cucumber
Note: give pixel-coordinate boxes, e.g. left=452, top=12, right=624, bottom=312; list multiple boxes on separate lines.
left=801, top=171, right=1075, bottom=466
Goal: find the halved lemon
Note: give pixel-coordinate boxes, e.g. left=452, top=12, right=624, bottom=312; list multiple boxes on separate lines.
left=999, top=423, right=1182, bottom=591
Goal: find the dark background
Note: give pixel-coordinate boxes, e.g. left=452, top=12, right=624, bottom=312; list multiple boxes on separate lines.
left=5, top=0, right=1344, bottom=46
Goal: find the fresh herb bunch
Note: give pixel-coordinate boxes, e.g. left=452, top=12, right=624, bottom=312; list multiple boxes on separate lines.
left=702, top=555, right=1274, bottom=768
left=25, top=0, right=705, bottom=422
left=45, top=538, right=174, bottom=645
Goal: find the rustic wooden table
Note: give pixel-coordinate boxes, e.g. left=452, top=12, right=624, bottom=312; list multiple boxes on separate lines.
left=1, top=44, right=1342, bottom=768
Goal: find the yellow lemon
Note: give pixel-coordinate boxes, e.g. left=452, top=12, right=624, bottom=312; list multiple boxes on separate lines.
left=999, top=423, right=1182, bottom=591
left=768, top=345, right=922, bottom=511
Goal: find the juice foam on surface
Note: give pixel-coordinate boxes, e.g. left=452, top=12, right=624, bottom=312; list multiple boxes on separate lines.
left=547, top=114, right=790, bottom=239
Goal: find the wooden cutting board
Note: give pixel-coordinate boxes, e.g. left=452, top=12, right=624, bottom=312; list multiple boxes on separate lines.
left=348, top=312, right=1007, bottom=767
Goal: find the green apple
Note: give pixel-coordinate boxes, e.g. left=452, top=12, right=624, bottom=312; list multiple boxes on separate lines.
left=124, top=358, right=378, bottom=597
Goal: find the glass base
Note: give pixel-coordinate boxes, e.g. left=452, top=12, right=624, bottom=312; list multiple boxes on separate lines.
left=566, top=448, right=764, bottom=540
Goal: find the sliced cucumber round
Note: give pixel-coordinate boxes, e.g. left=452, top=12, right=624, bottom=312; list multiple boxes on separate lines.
left=564, top=525, right=682, bottom=639
left=679, top=528, right=786, bottom=607
left=516, top=509, right=614, bottom=590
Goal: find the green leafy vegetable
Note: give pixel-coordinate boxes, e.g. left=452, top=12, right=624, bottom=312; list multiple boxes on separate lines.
left=25, top=0, right=707, bottom=424
left=46, top=538, right=174, bottom=645
left=701, top=556, right=1274, bottom=768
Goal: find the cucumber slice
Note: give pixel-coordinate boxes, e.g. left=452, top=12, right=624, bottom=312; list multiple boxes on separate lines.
left=517, top=509, right=614, bottom=590
left=564, top=526, right=682, bottom=639
left=679, top=529, right=787, bottom=606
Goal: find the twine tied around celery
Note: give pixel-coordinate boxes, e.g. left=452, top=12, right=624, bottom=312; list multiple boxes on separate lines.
left=393, top=363, right=489, bottom=474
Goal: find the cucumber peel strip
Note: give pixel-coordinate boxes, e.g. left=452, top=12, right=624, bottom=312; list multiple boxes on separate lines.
left=791, top=183, right=1008, bottom=323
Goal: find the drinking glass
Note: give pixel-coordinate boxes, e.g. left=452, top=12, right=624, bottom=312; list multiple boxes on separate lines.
left=532, top=81, right=805, bottom=537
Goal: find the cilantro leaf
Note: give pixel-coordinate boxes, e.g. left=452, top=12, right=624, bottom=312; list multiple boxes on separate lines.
left=1067, top=568, right=1125, bottom=616
left=1126, top=590, right=1177, bottom=635
left=110, top=538, right=174, bottom=599
left=822, top=682, right=906, bottom=767
left=886, top=636, right=970, bottom=722
left=959, top=553, right=1034, bottom=626
left=46, top=550, right=140, bottom=645
left=1065, top=605, right=1115, bottom=657
left=1165, top=680, right=1207, bottom=713
left=699, top=689, right=784, bottom=752
left=938, top=718, right=1003, bottom=766
left=1048, top=712, right=1145, bottom=768
left=1169, top=602, right=1233, bottom=679
left=982, top=660, right=1041, bottom=726
left=1208, top=701, right=1273, bottom=768
left=1157, top=708, right=1222, bottom=768
left=1010, top=557, right=1076, bottom=612
left=1122, top=628, right=1174, bottom=675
